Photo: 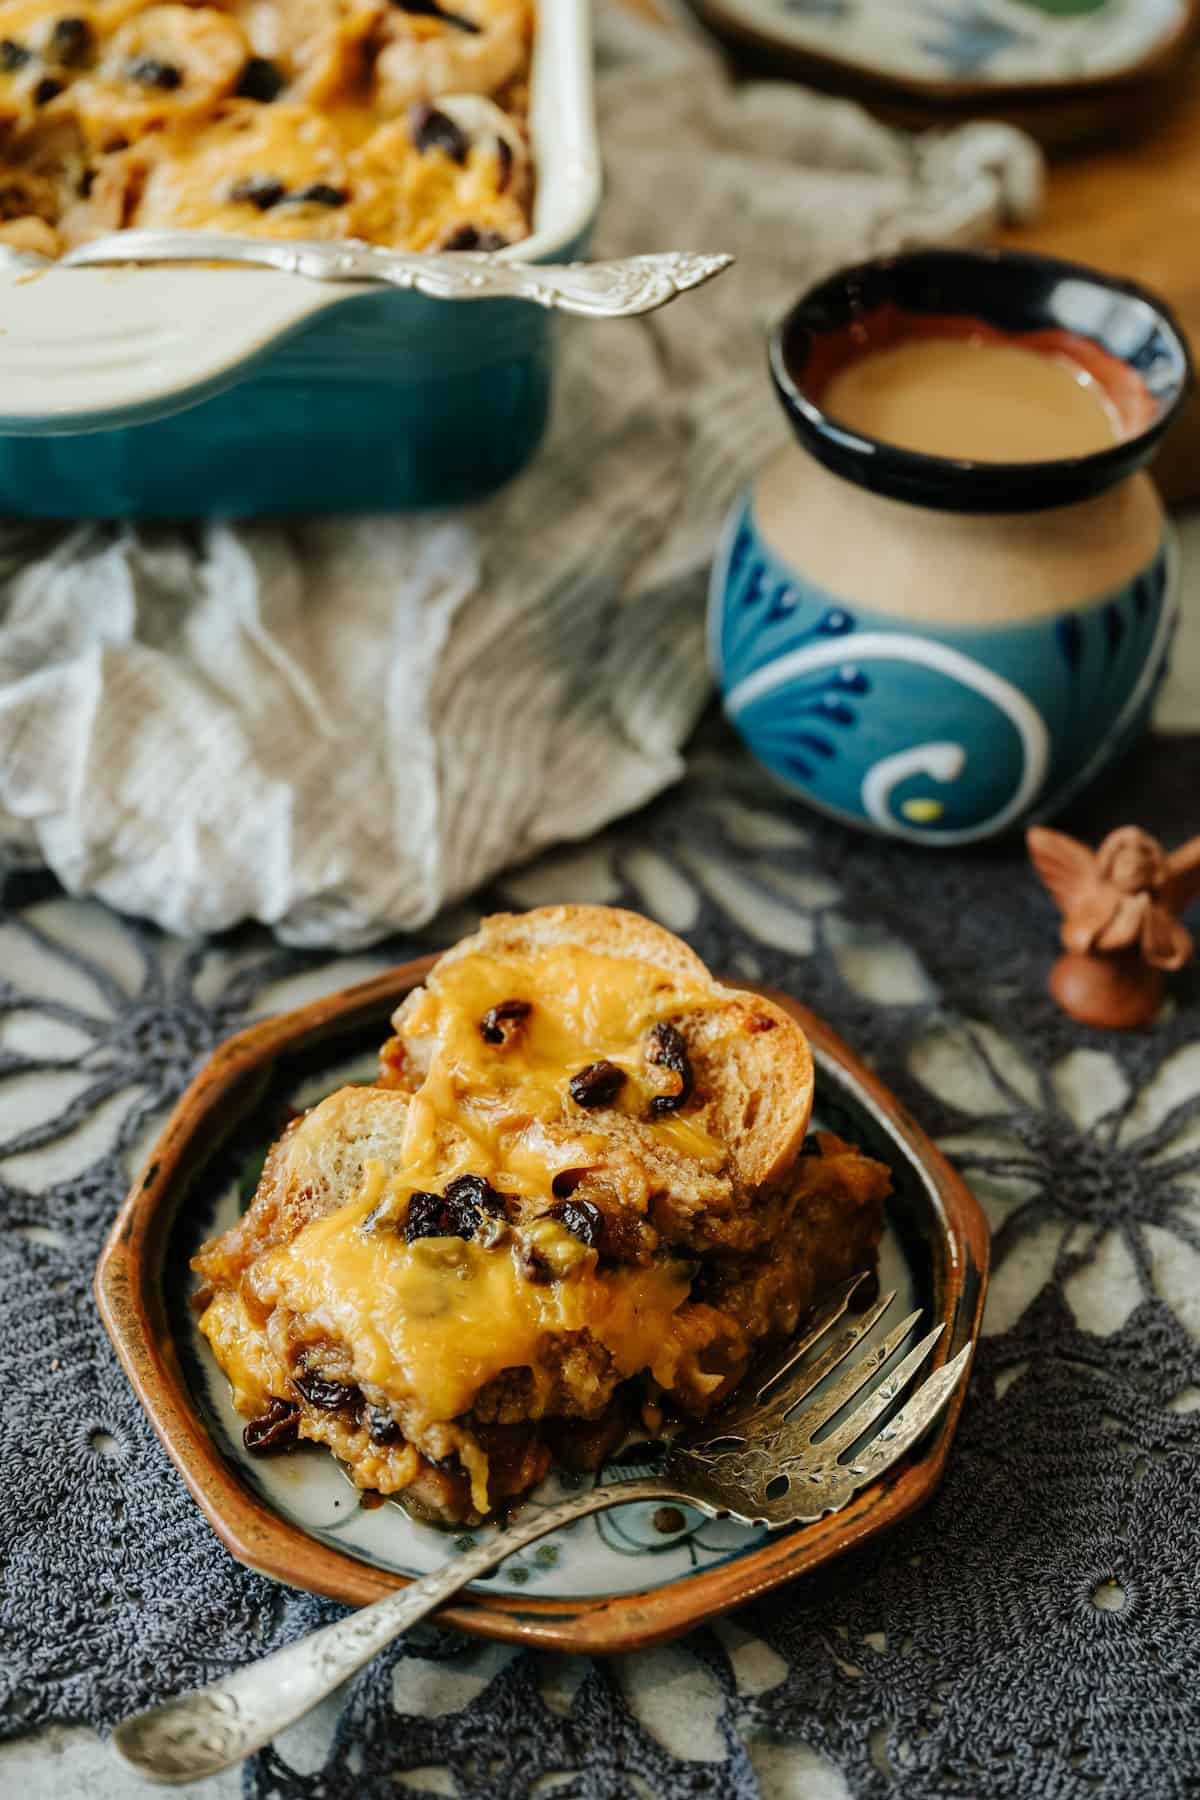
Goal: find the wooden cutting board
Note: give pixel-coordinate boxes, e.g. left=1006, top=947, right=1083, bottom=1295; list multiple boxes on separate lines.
left=997, top=59, right=1200, bottom=508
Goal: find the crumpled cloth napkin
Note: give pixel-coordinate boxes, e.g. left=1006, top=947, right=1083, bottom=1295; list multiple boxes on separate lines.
left=0, top=5, right=1042, bottom=947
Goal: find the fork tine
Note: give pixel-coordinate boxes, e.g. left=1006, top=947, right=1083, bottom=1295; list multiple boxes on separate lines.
left=814, top=1321, right=944, bottom=1457
left=752, top=1288, right=899, bottom=1425
left=752, top=1272, right=876, bottom=1404
left=730, top=1288, right=900, bottom=1439
left=781, top=1305, right=924, bottom=1434
left=834, top=1342, right=974, bottom=1491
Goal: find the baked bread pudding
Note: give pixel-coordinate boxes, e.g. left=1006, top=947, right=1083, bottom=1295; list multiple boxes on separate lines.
left=193, top=907, right=889, bottom=1526
left=0, top=0, right=532, bottom=256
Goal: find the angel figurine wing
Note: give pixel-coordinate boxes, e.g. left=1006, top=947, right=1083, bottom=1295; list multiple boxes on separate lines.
left=1161, top=836, right=1200, bottom=917
left=1026, top=827, right=1122, bottom=952
left=1139, top=903, right=1194, bottom=972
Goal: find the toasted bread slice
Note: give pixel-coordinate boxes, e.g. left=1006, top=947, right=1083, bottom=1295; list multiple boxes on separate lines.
left=192, top=1084, right=413, bottom=1295
left=387, top=904, right=815, bottom=1194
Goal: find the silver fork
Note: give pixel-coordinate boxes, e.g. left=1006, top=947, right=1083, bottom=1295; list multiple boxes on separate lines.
left=112, top=1277, right=971, bottom=1786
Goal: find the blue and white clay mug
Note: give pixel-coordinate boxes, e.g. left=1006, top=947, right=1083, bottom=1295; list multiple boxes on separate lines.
left=709, top=249, right=1192, bottom=844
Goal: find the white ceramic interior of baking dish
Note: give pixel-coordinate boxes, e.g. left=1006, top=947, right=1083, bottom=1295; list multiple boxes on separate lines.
left=0, top=0, right=600, bottom=430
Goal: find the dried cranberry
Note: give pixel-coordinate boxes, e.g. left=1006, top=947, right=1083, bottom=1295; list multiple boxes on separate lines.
left=569, top=1060, right=626, bottom=1109
left=33, top=75, right=63, bottom=104
left=405, top=1187, right=479, bottom=1242
left=126, top=56, right=182, bottom=89
left=479, top=997, right=530, bottom=1044
left=442, top=224, right=509, bottom=252
left=410, top=103, right=468, bottom=163
left=293, top=1371, right=361, bottom=1413
left=546, top=1197, right=603, bottom=1249
left=235, top=54, right=285, bottom=101
left=444, top=1172, right=505, bottom=1217
left=645, top=1022, right=694, bottom=1115
left=367, top=1406, right=403, bottom=1446
left=0, top=39, right=31, bottom=70
left=290, top=182, right=347, bottom=207
left=230, top=174, right=286, bottom=210
left=49, top=16, right=92, bottom=65
left=390, top=0, right=480, bottom=32
left=243, top=1397, right=298, bottom=1453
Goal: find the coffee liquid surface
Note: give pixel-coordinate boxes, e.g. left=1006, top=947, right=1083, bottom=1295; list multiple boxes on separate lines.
left=821, top=336, right=1123, bottom=463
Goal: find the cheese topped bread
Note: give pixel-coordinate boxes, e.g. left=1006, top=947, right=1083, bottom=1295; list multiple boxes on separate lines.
left=193, top=905, right=887, bottom=1525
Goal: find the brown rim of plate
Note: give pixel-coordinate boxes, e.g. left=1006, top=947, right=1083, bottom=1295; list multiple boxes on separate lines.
left=94, top=954, right=989, bottom=1654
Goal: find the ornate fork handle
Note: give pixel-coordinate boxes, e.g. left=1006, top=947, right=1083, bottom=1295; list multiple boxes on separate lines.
left=53, top=234, right=735, bottom=318
left=111, top=1475, right=689, bottom=1786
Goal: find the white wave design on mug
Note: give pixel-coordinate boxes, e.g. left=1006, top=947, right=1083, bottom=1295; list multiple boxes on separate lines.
left=724, top=634, right=1051, bottom=845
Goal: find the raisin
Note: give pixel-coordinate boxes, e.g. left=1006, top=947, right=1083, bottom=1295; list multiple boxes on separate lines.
left=546, top=1197, right=603, bottom=1249
left=445, top=1171, right=505, bottom=1217
left=495, top=138, right=513, bottom=192
left=442, top=224, right=509, bottom=252
left=480, top=997, right=530, bottom=1044
left=33, top=75, right=63, bottom=104
left=126, top=56, right=182, bottom=89
left=243, top=1397, right=298, bottom=1453
left=290, top=182, right=347, bottom=207
left=49, top=16, right=92, bottom=65
left=410, top=103, right=468, bottom=164
left=569, top=1061, right=626, bottom=1109
left=230, top=174, right=287, bottom=210
left=234, top=54, right=285, bottom=101
left=645, top=1022, right=693, bottom=1115
left=405, top=1187, right=480, bottom=1242
left=367, top=1406, right=403, bottom=1446
left=390, top=0, right=481, bottom=32
left=800, top=1133, right=823, bottom=1157
left=0, top=39, right=31, bottom=69
left=746, top=1013, right=777, bottom=1032
left=293, top=1370, right=361, bottom=1413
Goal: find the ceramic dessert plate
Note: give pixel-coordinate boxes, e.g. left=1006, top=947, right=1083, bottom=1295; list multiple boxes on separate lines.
left=95, top=957, right=988, bottom=1653
left=682, top=0, right=1194, bottom=95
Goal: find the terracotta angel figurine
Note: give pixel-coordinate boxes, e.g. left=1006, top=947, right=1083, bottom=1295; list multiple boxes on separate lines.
left=1027, top=825, right=1200, bottom=1028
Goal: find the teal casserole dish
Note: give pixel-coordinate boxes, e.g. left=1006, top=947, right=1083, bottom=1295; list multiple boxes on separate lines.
left=0, top=0, right=599, bottom=518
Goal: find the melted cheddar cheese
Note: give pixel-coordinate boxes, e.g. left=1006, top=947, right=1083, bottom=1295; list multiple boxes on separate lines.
left=395, top=943, right=729, bottom=1200
left=241, top=1183, right=697, bottom=1430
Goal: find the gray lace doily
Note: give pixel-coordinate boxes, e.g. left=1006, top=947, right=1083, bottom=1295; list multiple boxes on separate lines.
left=2, top=719, right=1198, bottom=1799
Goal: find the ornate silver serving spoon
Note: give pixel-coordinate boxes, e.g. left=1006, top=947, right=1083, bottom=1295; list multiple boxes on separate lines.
left=3, top=234, right=734, bottom=319
left=111, top=1276, right=971, bottom=1785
